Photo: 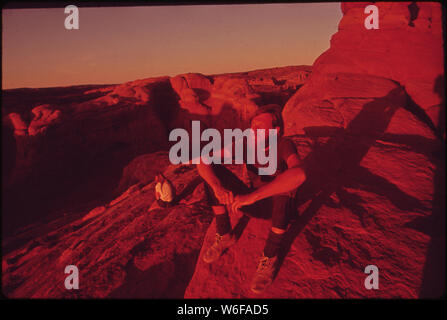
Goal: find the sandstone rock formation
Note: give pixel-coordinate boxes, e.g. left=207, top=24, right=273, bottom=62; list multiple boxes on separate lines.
left=284, top=2, right=444, bottom=138
left=279, top=1, right=443, bottom=298
left=170, top=66, right=311, bottom=132
left=2, top=79, right=172, bottom=235
left=28, top=104, right=63, bottom=136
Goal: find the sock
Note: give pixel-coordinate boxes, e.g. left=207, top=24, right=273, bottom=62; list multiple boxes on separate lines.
left=263, top=230, right=285, bottom=258
left=215, top=211, right=231, bottom=236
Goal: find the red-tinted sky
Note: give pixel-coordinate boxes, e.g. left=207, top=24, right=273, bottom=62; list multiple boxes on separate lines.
left=2, top=3, right=342, bottom=89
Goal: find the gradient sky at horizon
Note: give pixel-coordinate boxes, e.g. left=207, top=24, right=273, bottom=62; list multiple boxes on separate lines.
left=2, top=3, right=342, bottom=89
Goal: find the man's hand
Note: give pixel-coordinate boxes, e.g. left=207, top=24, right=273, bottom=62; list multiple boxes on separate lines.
left=213, top=185, right=234, bottom=206
left=231, top=193, right=256, bottom=214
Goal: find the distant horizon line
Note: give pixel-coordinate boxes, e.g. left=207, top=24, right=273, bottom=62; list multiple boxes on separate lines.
left=2, top=64, right=312, bottom=91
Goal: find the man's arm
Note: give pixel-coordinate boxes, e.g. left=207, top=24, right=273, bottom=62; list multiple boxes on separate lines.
left=250, top=166, right=306, bottom=202
left=231, top=153, right=306, bottom=212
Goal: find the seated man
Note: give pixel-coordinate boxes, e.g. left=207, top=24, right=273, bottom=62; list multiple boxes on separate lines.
left=196, top=104, right=307, bottom=293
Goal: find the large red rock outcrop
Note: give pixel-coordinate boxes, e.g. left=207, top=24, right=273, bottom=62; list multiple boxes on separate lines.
left=284, top=2, right=444, bottom=137
left=27, top=104, right=63, bottom=136
left=170, top=73, right=259, bottom=132
left=170, top=66, right=311, bottom=132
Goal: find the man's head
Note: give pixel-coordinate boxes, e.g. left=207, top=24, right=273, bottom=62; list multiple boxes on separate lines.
left=250, top=104, right=284, bottom=142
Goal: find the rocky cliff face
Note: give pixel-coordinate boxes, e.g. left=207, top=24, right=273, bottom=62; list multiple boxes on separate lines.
left=2, top=79, right=172, bottom=235
left=279, top=1, right=443, bottom=298
left=169, top=66, right=310, bottom=133
left=2, top=2, right=444, bottom=299
left=284, top=2, right=444, bottom=138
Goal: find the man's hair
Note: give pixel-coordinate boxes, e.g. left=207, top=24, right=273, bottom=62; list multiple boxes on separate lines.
left=250, top=104, right=284, bottom=136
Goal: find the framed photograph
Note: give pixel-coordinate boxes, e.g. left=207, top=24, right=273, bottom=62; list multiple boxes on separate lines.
left=1, top=0, right=445, bottom=307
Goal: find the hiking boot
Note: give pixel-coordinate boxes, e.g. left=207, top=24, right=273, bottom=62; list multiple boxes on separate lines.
left=203, top=233, right=236, bottom=263
left=250, top=255, right=278, bottom=294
